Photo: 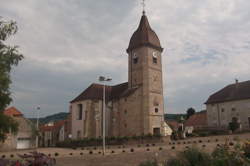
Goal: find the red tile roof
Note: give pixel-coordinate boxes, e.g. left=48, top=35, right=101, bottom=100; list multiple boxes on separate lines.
left=40, top=120, right=67, bottom=132
left=71, top=82, right=129, bottom=103
left=205, top=80, right=250, bottom=104
left=3, top=107, right=23, bottom=117
left=185, top=111, right=207, bottom=127
left=166, top=120, right=179, bottom=131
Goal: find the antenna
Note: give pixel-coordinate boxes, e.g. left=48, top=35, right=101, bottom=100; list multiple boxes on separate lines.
left=141, top=0, right=146, bottom=14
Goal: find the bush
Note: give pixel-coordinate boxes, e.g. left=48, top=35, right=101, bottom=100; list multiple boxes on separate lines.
left=229, top=121, right=240, bottom=132
left=139, top=144, right=250, bottom=166
left=167, top=148, right=211, bottom=166
left=139, top=160, right=158, bottom=166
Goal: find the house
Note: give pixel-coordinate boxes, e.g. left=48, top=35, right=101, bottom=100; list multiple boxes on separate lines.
left=40, top=119, right=69, bottom=147
left=166, top=120, right=179, bottom=132
left=205, top=80, right=250, bottom=130
left=0, top=107, right=35, bottom=151
left=70, top=11, right=170, bottom=139
left=184, top=111, right=207, bottom=133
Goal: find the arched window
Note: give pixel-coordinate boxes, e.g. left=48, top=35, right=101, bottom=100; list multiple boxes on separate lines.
left=133, top=53, right=138, bottom=64
left=152, top=52, right=157, bottom=64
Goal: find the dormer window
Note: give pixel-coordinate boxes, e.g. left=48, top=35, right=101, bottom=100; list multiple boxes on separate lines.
left=133, top=53, right=138, bottom=64
left=153, top=52, right=157, bottom=64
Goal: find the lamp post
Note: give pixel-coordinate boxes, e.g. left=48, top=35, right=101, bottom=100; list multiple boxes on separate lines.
left=99, top=76, right=112, bottom=155
left=36, top=106, right=40, bottom=148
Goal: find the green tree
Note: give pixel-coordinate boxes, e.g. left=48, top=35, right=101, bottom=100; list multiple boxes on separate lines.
left=186, top=107, right=196, bottom=119
left=0, top=17, right=23, bottom=142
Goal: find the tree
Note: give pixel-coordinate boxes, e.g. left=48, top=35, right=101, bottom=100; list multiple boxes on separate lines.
left=0, top=17, right=23, bottom=142
left=186, top=107, right=196, bottom=119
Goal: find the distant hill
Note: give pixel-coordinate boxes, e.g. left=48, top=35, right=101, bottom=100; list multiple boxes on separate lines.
left=29, top=112, right=69, bottom=124
left=164, top=113, right=186, bottom=121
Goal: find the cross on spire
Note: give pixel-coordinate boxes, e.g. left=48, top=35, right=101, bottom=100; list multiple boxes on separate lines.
left=142, top=0, right=146, bottom=15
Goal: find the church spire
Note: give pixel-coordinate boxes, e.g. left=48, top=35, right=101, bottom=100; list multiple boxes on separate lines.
left=142, top=0, right=146, bottom=15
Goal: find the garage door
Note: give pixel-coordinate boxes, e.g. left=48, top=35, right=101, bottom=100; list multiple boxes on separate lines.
left=17, top=138, right=31, bottom=149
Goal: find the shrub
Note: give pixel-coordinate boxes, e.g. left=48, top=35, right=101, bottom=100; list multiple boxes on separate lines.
left=140, top=144, right=250, bottom=166
left=229, top=121, right=240, bottom=132
left=243, top=141, right=250, bottom=159
left=10, top=154, right=14, bottom=158
left=111, top=150, right=115, bottom=154
left=54, top=152, right=59, bottom=157
left=139, top=160, right=158, bottom=166
left=130, top=148, right=134, bottom=152
left=89, top=151, right=93, bottom=154
left=167, top=148, right=211, bottom=166
left=146, top=148, right=150, bottom=151
left=122, top=150, right=126, bottom=153
left=171, top=146, right=175, bottom=150
left=159, top=147, right=163, bottom=151
left=80, top=152, right=83, bottom=155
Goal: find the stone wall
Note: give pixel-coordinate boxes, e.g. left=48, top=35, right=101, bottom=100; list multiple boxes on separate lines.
left=207, top=99, right=250, bottom=130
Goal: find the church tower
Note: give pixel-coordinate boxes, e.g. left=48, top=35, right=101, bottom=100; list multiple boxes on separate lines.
left=126, top=11, right=165, bottom=135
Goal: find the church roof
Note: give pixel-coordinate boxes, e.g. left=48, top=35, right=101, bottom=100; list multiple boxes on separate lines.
left=127, top=13, right=163, bottom=53
left=205, top=80, right=250, bottom=104
left=70, top=82, right=129, bottom=103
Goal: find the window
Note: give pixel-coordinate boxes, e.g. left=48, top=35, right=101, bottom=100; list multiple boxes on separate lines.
left=221, top=108, right=224, bottom=113
left=232, top=108, right=236, bottom=112
left=153, top=52, right=157, bottom=64
left=124, top=110, right=127, bottom=114
left=133, top=53, right=138, bottom=64
left=155, top=108, right=159, bottom=113
left=153, top=128, right=160, bottom=135
left=77, top=104, right=83, bottom=120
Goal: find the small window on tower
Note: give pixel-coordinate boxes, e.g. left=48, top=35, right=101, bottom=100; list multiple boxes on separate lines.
left=155, top=108, right=159, bottom=113
left=153, top=52, right=157, bottom=64
left=133, top=53, right=138, bottom=64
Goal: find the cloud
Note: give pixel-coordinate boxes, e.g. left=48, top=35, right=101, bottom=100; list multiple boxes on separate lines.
left=1, top=0, right=250, bottom=116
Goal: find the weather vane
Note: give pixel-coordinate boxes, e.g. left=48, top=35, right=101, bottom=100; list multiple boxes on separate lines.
left=142, top=0, right=146, bottom=14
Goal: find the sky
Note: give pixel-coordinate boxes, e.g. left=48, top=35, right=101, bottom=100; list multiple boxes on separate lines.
left=1, top=0, right=250, bottom=118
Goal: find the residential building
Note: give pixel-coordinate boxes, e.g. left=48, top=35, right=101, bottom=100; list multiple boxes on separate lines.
left=205, top=80, right=250, bottom=130
left=0, top=107, right=35, bottom=151
left=40, top=119, right=69, bottom=147
left=70, top=11, right=170, bottom=139
left=184, top=111, right=207, bottom=133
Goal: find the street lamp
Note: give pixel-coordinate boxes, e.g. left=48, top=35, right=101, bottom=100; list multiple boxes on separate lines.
left=99, top=76, right=112, bottom=155
left=36, top=106, right=40, bottom=148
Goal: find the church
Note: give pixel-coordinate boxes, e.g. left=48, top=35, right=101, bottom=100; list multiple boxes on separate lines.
left=70, top=10, right=170, bottom=139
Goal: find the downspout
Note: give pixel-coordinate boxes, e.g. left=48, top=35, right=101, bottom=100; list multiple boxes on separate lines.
left=216, top=104, right=221, bottom=128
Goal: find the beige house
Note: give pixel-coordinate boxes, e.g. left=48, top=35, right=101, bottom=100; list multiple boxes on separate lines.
left=205, top=80, right=250, bottom=130
left=0, top=107, right=35, bottom=151
left=40, top=119, right=69, bottom=147
left=70, top=12, right=170, bottom=139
